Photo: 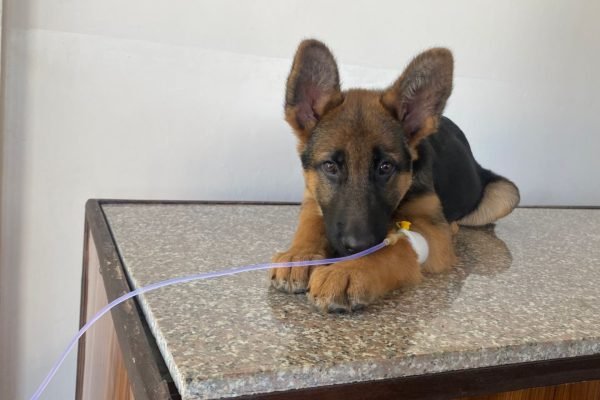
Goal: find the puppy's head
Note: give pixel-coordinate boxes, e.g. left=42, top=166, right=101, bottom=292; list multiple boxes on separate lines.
left=285, top=39, right=453, bottom=256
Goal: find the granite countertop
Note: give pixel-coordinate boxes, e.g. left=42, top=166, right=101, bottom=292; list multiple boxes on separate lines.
left=102, top=204, right=600, bottom=399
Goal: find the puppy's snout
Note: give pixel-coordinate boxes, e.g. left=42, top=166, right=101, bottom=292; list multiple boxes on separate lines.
left=341, top=233, right=377, bottom=255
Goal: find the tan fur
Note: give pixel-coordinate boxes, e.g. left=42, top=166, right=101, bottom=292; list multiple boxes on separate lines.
left=270, top=195, right=328, bottom=293
left=411, top=116, right=439, bottom=146
left=458, top=179, right=520, bottom=226
left=397, top=191, right=441, bottom=216
left=396, top=172, right=413, bottom=200
left=308, top=239, right=422, bottom=312
left=407, top=116, right=439, bottom=160
left=450, top=221, right=460, bottom=235
left=303, top=170, right=320, bottom=200
left=411, top=217, right=457, bottom=273
left=315, top=90, right=404, bottom=152
left=396, top=193, right=457, bottom=274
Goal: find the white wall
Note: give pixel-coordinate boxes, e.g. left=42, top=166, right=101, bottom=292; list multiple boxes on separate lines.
left=1, top=0, right=599, bottom=398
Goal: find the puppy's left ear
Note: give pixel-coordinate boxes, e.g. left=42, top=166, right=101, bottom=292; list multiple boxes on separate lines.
left=382, top=48, right=453, bottom=149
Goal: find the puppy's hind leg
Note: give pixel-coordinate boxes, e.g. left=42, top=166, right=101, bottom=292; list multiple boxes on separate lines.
left=459, top=175, right=520, bottom=226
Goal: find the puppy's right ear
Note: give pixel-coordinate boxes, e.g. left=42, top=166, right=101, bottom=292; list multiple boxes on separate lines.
left=285, top=39, right=343, bottom=144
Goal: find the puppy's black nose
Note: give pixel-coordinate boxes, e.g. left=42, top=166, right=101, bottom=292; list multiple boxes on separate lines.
left=341, top=235, right=374, bottom=255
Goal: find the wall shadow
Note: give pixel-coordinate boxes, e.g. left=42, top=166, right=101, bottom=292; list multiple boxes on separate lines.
left=0, top=1, right=30, bottom=398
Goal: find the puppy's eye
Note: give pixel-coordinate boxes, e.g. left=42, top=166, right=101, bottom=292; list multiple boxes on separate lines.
left=322, top=161, right=339, bottom=175
left=378, top=161, right=395, bottom=176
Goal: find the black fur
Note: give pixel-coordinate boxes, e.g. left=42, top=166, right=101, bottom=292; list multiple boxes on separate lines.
left=410, top=116, right=496, bottom=222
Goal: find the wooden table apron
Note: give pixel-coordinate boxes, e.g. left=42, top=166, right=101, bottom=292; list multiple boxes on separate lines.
left=76, top=199, right=600, bottom=400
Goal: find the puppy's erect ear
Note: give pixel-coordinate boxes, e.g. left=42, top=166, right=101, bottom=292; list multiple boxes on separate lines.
left=382, top=48, right=453, bottom=149
left=285, top=39, right=343, bottom=144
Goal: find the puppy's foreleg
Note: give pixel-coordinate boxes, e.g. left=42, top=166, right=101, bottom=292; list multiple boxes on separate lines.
left=270, top=195, right=328, bottom=293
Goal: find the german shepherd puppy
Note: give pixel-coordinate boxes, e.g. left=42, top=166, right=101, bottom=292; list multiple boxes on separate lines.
left=271, top=39, right=519, bottom=313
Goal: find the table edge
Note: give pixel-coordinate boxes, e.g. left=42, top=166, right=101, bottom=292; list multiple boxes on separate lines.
left=79, top=199, right=182, bottom=399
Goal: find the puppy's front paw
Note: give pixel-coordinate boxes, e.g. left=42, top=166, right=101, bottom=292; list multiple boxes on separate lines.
left=307, top=262, right=381, bottom=313
left=270, top=249, right=325, bottom=294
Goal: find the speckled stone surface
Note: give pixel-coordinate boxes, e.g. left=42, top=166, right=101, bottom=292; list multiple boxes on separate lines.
left=102, top=205, right=600, bottom=399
